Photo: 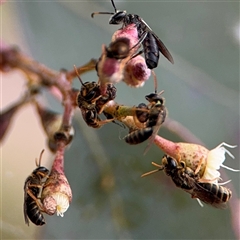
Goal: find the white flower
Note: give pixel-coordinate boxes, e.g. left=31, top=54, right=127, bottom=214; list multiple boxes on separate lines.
left=202, top=142, right=239, bottom=183
left=52, top=193, right=70, bottom=217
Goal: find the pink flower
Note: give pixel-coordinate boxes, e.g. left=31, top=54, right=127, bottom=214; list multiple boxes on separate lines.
left=123, top=55, right=151, bottom=87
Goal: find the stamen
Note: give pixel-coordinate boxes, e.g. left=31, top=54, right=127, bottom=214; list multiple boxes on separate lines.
left=218, top=179, right=232, bottom=186
left=221, top=164, right=240, bottom=172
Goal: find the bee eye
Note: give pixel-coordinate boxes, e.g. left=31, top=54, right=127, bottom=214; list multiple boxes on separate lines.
left=85, top=90, right=96, bottom=101
left=167, top=157, right=177, bottom=169
left=145, top=93, right=155, bottom=101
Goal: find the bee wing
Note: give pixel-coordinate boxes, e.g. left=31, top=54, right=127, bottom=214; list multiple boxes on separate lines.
left=151, top=31, right=174, bottom=64
left=138, top=18, right=174, bottom=64
left=23, top=182, right=30, bottom=225
left=193, top=182, right=228, bottom=209
left=143, top=108, right=166, bottom=155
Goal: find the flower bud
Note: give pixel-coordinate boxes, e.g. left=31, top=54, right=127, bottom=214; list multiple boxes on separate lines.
left=35, top=102, right=62, bottom=152
left=41, top=148, right=72, bottom=217
left=154, top=135, right=239, bottom=183
left=123, top=55, right=151, bottom=87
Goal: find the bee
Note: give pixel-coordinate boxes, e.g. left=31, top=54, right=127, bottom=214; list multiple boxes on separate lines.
left=96, top=37, right=135, bottom=95
left=105, top=37, right=131, bottom=60
left=124, top=90, right=167, bottom=145
left=91, top=0, right=174, bottom=69
left=75, top=66, right=116, bottom=128
left=142, top=155, right=232, bottom=209
left=24, top=150, right=49, bottom=226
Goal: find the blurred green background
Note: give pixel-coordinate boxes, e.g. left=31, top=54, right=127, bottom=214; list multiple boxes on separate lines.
left=1, top=1, right=239, bottom=239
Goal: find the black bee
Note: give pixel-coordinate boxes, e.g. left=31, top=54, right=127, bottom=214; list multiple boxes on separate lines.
left=75, top=66, right=116, bottom=128
left=142, top=155, right=232, bottom=209
left=24, top=150, right=49, bottom=226
left=124, top=91, right=167, bottom=145
left=91, top=0, right=174, bottom=69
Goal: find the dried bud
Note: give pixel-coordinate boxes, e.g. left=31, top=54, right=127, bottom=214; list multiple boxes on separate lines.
left=41, top=148, right=72, bottom=217
left=35, top=102, right=74, bottom=153
left=123, top=55, right=151, bottom=87
left=0, top=97, right=27, bottom=142
left=0, top=45, right=19, bottom=72
left=35, top=101, right=62, bottom=137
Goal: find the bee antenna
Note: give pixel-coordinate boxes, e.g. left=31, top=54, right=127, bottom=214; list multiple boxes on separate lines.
left=91, top=11, right=115, bottom=18
left=151, top=70, right=158, bottom=94
left=141, top=162, right=164, bottom=177
left=74, top=65, right=85, bottom=86
left=36, top=149, right=45, bottom=167
left=158, top=90, right=164, bottom=96
left=111, top=0, right=117, bottom=12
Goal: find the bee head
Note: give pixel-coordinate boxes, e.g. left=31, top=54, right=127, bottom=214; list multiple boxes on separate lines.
left=145, top=93, right=164, bottom=105
left=80, top=82, right=100, bottom=102
left=162, top=155, right=178, bottom=176
left=109, top=10, right=127, bottom=24
left=33, top=166, right=50, bottom=179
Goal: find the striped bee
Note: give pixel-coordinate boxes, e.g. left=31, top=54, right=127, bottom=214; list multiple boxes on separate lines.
left=75, top=66, right=116, bottom=128
left=125, top=90, right=167, bottom=146
left=142, top=155, right=232, bottom=209
left=23, top=150, right=49, bottom=226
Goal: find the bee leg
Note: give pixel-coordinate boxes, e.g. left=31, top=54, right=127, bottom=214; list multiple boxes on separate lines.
left=97, top=101, right=112, bottom=114
left=26, top=189, right=46, bottom=212
left=129, top=49, right=144, bottom=61
left=130, top=31, right=148, bottom=52
left=191, top=192, right=198, bottom=199
left=194, top=157, right=204, bottom=175
left=198, top=177, right=219, bottom=183
left=27, top=183, right=44, bottom=188
left=98, top=118, right=115, bottom=126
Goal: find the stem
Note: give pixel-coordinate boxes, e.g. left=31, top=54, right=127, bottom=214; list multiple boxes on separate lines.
left=153, top=135, right=180, bottom=160
left=52, top=142, right=65, bottom=175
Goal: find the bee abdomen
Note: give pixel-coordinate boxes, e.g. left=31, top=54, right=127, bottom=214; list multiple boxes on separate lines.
left=26, top=200, right=46, bottom=226
left=143, top=33, right=159, bottom=69
left=199, top=183, right=232, bottom=203
left=125, top=127, right=153, bottom=145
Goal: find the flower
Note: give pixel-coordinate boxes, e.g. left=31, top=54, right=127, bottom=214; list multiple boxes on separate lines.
left=42, top=172, right=72, bottom=217
left=54, top=193, right=70, bottom=217
left=41, top=147, right=72, bottom=217
left=202, top=142, right=239, bottom=183
left=154, top=136, right=239, bottom=183
left=123, top=55, right=151, bottom=88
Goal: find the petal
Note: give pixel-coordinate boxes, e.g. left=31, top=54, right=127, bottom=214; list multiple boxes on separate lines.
left=52, top=193, right=70, bottom=217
